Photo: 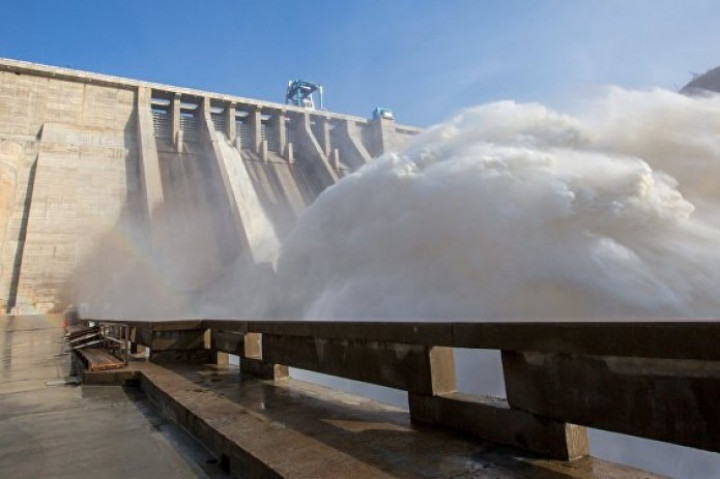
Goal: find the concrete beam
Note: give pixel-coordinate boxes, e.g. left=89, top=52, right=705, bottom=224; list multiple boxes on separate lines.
left=0, top=57, right=422, bottom=131
left=273, top=110, right=286, bottom=155
left=452, top=322, right=720, bottom=361
left=148, top=329, right=206, bottom=352
left=201, top=320, right=453, bottom=346
left=135, top=87, right=165, bottom=240
left=285, top=142, right=294, bottom=164
left=225, top=102, right=236, bottom=143
left=129, top=321, right=213, bottom=363
left=240, top=358, right=289, bottom=380
left=502, top=351, right=720, bottom=453
left=211, top=330, right=244, bottom=356
left=196, top=320, right=720, bottom=361
left=408, top=392, right=589, bottom=461
left=171, top=93, right=182, bottom=152
left=248, top=106, right=262, bottom=153
left=261, top=335, right=444, bottom=394
left=318, top=117, right=332, bottom=156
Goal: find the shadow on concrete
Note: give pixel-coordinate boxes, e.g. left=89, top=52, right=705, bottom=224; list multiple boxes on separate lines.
left=121, top=383, right=232, bottom=479
left=165, top=364, right=606, bottom=479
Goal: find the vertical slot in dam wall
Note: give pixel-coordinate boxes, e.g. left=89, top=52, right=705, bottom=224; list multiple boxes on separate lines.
left=0, top=58, right=420, bottom=314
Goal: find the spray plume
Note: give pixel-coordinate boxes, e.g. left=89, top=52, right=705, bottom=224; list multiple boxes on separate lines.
left=276, top=87, right=720, bottom=321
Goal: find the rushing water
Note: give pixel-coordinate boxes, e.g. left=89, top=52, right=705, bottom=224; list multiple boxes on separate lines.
left=274, top=87, right=720, bottom=478
left=276, top=88, right=720, bottom=323
left=76, top=86, right=720, bottom=477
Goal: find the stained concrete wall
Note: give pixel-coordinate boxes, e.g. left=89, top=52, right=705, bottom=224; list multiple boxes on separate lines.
left=0, top=67, right=140, bottom=313
left=0, top=58, right=419, bottom=314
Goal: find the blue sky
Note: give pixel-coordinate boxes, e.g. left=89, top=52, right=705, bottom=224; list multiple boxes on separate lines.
left=1, top=1, right=719, bottom=126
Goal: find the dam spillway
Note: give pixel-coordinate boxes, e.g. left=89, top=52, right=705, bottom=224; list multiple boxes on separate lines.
left=0, top=58, right=420, bottom=315
left=2, top=59, right=719, bottom=478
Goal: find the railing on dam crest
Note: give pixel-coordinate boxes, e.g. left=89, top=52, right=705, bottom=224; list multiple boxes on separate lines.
left=85, top=318, right=720, bottom=462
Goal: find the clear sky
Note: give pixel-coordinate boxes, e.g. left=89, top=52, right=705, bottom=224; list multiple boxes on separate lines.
left=1, top=0, right=719, bottom=126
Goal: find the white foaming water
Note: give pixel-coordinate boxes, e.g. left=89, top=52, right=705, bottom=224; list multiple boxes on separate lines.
left=276, top=87, right=720, bottom=321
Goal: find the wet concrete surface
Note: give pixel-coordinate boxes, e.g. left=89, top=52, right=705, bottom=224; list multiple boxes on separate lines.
left=0, top=315, right=230, bottom=478
left=131, top=360, right=667, bottom=478
left=1, top=315, right=666, bottom=478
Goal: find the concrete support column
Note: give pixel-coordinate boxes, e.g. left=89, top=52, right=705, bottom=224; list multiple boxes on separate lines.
left=242, top=333, right=289, bottom=380
left=331, top=148, right=340, bottom=174
left=171, top=93, right=182, bottom=152
left=289, top=111, right=338, bottom=189
left=135, top=87, right=165, bottom=243
left=273, top=110, right=286, bottom=155
left=199, top=97, right=255, bottom=259
left=338, top=119, right=372, bottom=167
left=130, top=343, right=147, bottom=355
left=285, top=142, right=294, bottom=164
left=408, top=346, right=588, bottom=460
left=318, top=117, right=332, bottom=157
left=369, top=116, right=396, bottom=157
left=248, top=106, right=262, bottom=153
left=199, top=96, right=211, bottom=125
left=225, top=102, right=236, bottom=143
left=260, top=139, right=268, bottom=161
left=133, top=323, right=214, bottom=364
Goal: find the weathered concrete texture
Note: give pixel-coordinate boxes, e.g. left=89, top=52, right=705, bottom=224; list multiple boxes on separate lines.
left=204, top=103, right=274, bottom=264
left=197, top=319, right=720, bottom=459
left=287, top=112, right=338, bottom=190
left=261, top=335, right=448, bottom=394
left=502, top=351, right=720, bottom=454
left=241, top=150, right=316, bottom=234
left=408, top=392, right=589, bottom=461
left=0, top=315, right=230, bottom=478
left=0, top=58, right=421, bottom=313
left=332, top=119, right=372, bottom=169
left=136, top=86, right=165, bottom=236
left=203, top=319, right=720, bottom=360
left=101, top=360, right=665, bottom=479
left=0, top=141, right=22, bottom=312
left=0, top=67, right=140, bottom=313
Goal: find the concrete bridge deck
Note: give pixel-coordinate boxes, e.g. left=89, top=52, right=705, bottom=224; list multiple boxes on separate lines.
left=0, top=315, right=667, bottom=478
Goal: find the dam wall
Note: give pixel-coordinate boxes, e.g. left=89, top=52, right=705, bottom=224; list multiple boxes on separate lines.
left=0, top=58, right=420, bottom=314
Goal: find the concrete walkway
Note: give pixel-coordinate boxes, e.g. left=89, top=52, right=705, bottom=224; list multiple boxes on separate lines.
left=94, top=360, right=666, bottom=478
left=0, top=315, right=229, bottom=478
left=1, top=315, right=665, bottom=478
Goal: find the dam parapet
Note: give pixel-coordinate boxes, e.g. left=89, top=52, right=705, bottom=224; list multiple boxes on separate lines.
left=69, top=316, right=720, bottom=477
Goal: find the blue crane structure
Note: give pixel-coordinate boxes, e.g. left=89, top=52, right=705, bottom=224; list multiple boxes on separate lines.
left=286, top=80, right=323, bottom=110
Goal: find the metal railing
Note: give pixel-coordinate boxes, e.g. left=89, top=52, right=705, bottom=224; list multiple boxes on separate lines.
left=69, top=321, right=130, bottom=366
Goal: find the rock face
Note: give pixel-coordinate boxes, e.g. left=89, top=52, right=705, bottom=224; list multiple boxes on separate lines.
left=681, top=66, right=720, bottom=95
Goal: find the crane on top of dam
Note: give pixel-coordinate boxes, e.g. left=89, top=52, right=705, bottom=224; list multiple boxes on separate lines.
left=286, top=80, right=323, bottom=109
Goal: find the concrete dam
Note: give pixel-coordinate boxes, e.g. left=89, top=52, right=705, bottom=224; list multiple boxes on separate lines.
left=0, top=58, right=419, bottom=314
left=2, top=59, right=720, bottom=479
